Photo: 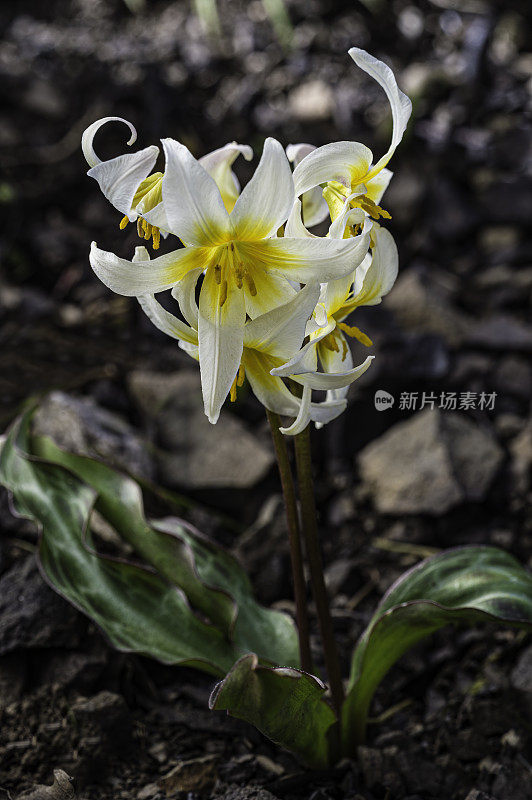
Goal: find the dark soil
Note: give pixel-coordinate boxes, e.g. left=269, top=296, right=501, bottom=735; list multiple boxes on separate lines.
left=1, top=1, right=531, bottom=798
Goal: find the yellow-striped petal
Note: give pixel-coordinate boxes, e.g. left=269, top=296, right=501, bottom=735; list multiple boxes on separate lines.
left=89, top=241, right=211, bottom=296
left=293, top=141, right=373, bottom=198
left=198, top=269, right=246, bottom=424
left=199, top=142, right=253, bottom=213
left=230, top=138, right=294, bottom=241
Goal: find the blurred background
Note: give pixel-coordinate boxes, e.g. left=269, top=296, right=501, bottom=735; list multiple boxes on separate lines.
left=1, top=2, right=532, bottom=797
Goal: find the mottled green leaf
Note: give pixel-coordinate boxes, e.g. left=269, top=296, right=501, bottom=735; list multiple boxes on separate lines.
left=0, top=406, right=298, bottom=673
left=342, top=546, right=532, bottom=753
left=210, top=653, right=338, bottom=768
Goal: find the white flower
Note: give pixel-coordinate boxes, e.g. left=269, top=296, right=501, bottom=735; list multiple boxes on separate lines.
left=88, top=137, right=371, bottom=424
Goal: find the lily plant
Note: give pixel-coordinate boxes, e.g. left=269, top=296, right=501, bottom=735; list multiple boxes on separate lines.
left=1, top=47, right=531, bottom=771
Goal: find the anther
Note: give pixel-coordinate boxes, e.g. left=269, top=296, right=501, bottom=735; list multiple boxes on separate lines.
left=244, top=271, right=257, bottom=297
left=237, top=363, right=246, bottom=387
left=230, top=373, right=238, bottom=402
left=152, top=227, right=160, bottom=250
left=219, top=280, right=228, bottom=307
left=338, top=322, right=373, bottom=347
left=234, top=265, right=243, bottom=290
left=137, top=218, right=144, bottom=237
left=119, top=216, right=129, bottom=230
left=214, top=264, right=222, bottom=285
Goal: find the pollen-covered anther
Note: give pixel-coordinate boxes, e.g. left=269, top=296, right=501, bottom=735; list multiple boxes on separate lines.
left=244, top=270, right=257, bottom=297
left=338, top=322, right=373, bottom=347
left=230, top=363, right=246, bottom=402
left=219, top=279, right=228, bottom=307
left=234, top=264, right=244, bottom=290
left=214, top=264, right=222, bottom=285
left=137, top=218, right=144, bottom=237
left=119, top=216, right=129, bottom=230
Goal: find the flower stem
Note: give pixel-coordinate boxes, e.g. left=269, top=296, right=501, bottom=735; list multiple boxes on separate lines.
left=294, top=424, right=344, bottom=716
left=266, top=410, right=312, bottom=673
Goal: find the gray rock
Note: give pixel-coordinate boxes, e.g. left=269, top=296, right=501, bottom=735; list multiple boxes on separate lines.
left=385, top=268, right=473, bottom=347
left=128, top=370, right=273, bottom=490
left=358, top=409, right=504, bottom=515
left=217, top=787, right=279, bottom=800
left=32, top=391, right=153, bottom=479
left=0, top=557, right=82, bottom=655
left=466, top=315, right=532, bottom=352
left=511, top=644, right=532, bottom=694
left=16, top=770, right=74, bottom=800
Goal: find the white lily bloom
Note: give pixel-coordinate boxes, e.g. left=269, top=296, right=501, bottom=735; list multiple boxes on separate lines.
left=90, top=137, right=372, bottom=424
left=271, top=223, right=398, bottom=426
left=292, top=49, right=411, bottom=221
left=133, top=246, right=346, bottom=432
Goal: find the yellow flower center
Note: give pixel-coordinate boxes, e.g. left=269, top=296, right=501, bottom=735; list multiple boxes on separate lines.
left=323, top=179, right=391, bottom=226
left=212, top=242, right=257, bottom=307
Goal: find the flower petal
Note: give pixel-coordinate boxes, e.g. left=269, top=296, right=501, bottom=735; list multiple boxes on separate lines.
left=199, top=142, right=253, bottom=213
left=349, top=225, right=398, bottom=307
left=279, top=386, right=312, bottom=435
left=293, top=141, right=373, bottom=198
left=243, top=269, right=297, bottom=319
left=318, top=334, right=353, bottom=402
left=349, top=48, right=412, bottom=180
left=239, top=226, right=371, bottom=284
left=198, top=270, right=246, bottom=424
left=243, top=283, right=320, bottom=360
left=171, top=268, right=201, bottom=328
left=87, top=146, right=159, bottom=220
left=366, top=168, right=393, bottom=204
left=290, top=355, right=374, bottom=390
left=161, top=138, right=230, bottom=246
left=243, top=350, right=301, bottom=418
left=287, top=143, right=329, bottom=227
left=82, top=117, right=137, bottom=168
left=90, top=241, right=210, bottom=296
left=138, top=295, right=198, bottom=346
left=230, top=138, right=294, bottom=240
left=285, top=199, right=315, bottom=239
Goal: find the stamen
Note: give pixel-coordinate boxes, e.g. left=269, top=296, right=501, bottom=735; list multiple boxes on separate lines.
left=219, top=280, right=228, bottom=307
left=152, top=227, right=160, bottom=250
left=143, top=222, right=152, bottom=241
left=119, top=216, right=129, bottom=230
left=234, top=264, right=244, bottom=290
left=237, top=363, right=246, bottom=387
left=230, top=373, right=238, bottom=402
left=137, top=218, right=144, bottom=237
left=214, top=264, right=222, bottom=285
left=244, top=271, right=257, bottom=297
left=338, top=322, right=373, bottom=347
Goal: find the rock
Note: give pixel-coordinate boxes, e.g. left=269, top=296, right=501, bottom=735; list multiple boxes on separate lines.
left=0, top=653, right=26, bottom=709
left=509, top=418, right=532, bottom=495
left=494, top=356, right=532, bottom=399
left=128, top=370, right=273, bottom=490
left=72, top=691, right=132, bottom=750
left=32, top=391, right=153, bottom=479
left=511, top=645, right=532, bottom=693
left=324, top=558, right=354, bottom=595
left=16, top=770, right=74, bottom=800
left=385, top=267, right=473, bottom=347
left=159, top=755, right=218, bottom=795
left=466, top=315, right=532, bottom=352
left=0, top=557, right=82, bottom=655
left=217, top=787, right=279, bottom=800
left=358, top=409, right=504, bottom=515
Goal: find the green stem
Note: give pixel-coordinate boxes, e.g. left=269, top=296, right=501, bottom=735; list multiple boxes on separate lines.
left=294, top=424, right=344, bottom=716
left=266, top=411, right=312, bottom=673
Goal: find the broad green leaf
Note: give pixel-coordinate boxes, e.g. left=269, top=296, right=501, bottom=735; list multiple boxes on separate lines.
left=0, top=414, right=239, bottom=675
left=342, top=546, right=532, bottom=754
left=0, top=406, right=298, bottom=672
left=31, top=432, right=298, bottom=669
left=209, top=653, right=339, bottom=768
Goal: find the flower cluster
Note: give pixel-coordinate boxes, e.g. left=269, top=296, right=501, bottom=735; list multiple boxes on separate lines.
left=83, top=48, right=411, bottom=434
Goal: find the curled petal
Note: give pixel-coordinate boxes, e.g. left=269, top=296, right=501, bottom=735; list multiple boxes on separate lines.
left=366, top=168, right=393, bottom=204
left=161, top=138, right=230, bottom=246
left=293, top=141, right=373, bottom=198
left=90, top=241, right=211, bottom=296
left=290, top=355, right=374, bottom=391
left=230, top=138, right=294, bottom=241
left=82, top=117, right=137, bottom=168
left=138, top=295, right=198, bottom=346
left=171, top=268, right=202, bottom=328
left=349, top=48, right=412, bottom=180
left=87, top=146, right=159, bottom=220
left=279, top=385, right=312, bottom=436
left=284, top=199, right=316, bottom=239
